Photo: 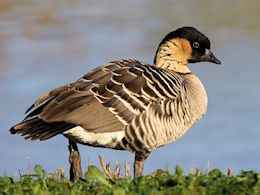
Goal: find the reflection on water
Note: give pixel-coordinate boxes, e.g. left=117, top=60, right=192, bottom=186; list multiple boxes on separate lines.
left=1, top=0, right=259, bottom=176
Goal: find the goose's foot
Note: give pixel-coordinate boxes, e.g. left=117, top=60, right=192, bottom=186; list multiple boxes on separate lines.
left=134, top=152, right=150, bottom=178
left=68, top=140, right=82, bottom=181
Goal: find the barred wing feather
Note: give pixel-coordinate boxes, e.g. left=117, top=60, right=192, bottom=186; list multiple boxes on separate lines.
left=11, top=59, right=185, bottom=141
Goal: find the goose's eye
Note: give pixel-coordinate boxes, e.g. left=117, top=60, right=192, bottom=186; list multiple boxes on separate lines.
left=193, top=42, right=200, bottom=48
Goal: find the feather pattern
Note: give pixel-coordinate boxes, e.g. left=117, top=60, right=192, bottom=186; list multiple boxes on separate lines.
left=10, top=59, right=207, bottom=152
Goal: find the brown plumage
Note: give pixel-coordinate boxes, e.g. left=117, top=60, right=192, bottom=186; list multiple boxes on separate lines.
left=10, top=27, right=221, bottom=177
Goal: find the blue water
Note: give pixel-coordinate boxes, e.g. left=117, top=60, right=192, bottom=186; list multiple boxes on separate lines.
left=0, top=0, right=259, bottom=177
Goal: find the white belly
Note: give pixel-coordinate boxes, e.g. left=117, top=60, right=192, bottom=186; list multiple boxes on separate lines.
left=63, top=126, right=125, bottom=149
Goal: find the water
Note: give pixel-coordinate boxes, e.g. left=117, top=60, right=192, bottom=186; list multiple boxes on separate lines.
left=0, top=0, right=259, bottom=177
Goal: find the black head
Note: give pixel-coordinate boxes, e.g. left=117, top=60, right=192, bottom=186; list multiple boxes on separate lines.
left=155, top=27, right=221, bottom=65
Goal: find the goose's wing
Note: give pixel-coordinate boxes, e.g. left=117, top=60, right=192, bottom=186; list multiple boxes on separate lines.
left=10, top=59, right=184, bottom=140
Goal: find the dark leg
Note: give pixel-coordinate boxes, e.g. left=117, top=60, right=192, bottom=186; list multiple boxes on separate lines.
left=134, top=152, right=150, bottom=178
left=68, top=140, right=82, bottom=181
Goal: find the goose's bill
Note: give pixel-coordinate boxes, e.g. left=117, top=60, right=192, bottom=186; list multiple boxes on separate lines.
left=202, top=49, right=221, bottom=64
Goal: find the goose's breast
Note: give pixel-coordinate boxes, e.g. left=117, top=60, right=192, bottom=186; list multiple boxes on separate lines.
left=184, top=74, right=208, bottom=124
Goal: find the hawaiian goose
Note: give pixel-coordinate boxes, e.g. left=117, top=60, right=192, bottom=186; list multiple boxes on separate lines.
left=10, top=27, right=220, bottom=178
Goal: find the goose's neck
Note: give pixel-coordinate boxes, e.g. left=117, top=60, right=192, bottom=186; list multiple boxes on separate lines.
left=154, top=38, right=192, bottom=74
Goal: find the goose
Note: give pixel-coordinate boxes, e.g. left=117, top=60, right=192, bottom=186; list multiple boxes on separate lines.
left=10, top=27, right=221, bottom=178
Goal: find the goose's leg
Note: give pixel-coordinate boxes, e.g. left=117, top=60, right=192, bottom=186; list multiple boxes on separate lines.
left=134, top=152, right=150, bottom=178
left=68, top=140, right=82, bottom=181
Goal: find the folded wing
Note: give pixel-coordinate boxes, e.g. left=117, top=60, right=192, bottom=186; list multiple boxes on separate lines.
left=10, top=59, right=184, bottom=141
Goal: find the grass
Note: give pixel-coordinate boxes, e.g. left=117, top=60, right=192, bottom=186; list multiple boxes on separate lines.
left=1, top=164, right=259, bottom=195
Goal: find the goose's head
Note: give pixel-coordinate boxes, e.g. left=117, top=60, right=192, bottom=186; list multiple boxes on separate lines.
left=154, top=27, right=221, bottom=73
